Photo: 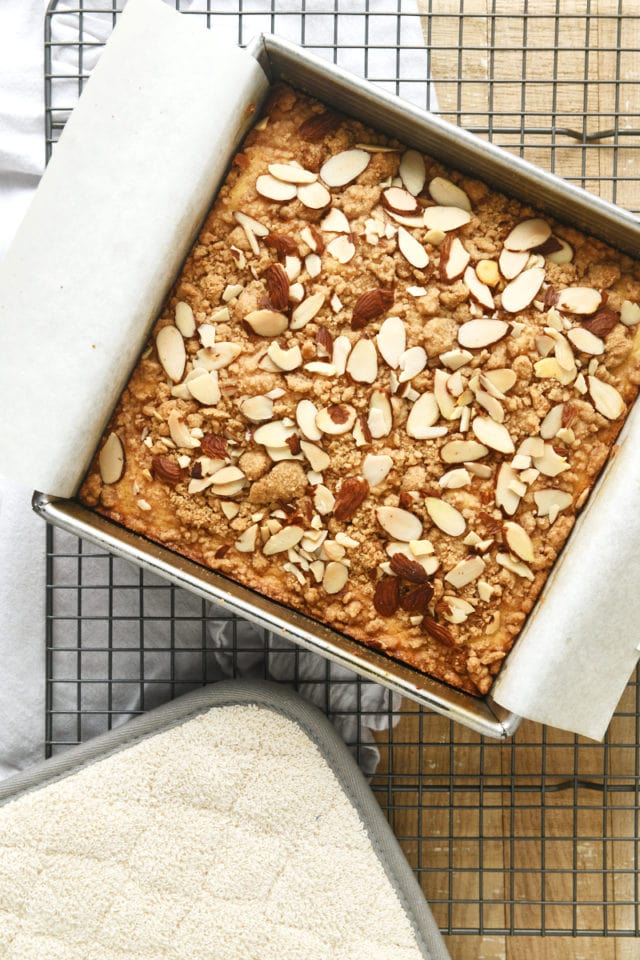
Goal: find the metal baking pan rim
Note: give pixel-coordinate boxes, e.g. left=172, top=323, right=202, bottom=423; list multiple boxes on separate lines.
left=34, top=492, right=520, bottom=740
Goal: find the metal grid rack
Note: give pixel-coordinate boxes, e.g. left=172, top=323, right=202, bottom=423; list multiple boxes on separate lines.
left=44, top=0, right=640, bottom=943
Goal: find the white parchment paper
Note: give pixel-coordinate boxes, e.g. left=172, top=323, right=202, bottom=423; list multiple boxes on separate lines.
left=0, top=0, right=269, bottom=497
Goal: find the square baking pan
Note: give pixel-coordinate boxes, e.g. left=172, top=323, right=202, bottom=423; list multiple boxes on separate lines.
left=33, top=33, right=640, bottom=739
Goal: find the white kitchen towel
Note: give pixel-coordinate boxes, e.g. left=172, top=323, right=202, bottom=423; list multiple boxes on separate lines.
left=0, top=0, right=431, bottom=779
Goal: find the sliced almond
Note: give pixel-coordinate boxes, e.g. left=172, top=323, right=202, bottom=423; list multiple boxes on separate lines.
left=500, top=266, right=545, bottom=313
left=546, top=237, right=574, bottom=265
left=304, top=361, right=336, bottom=377
left=305, top=253, right=322, bottom=278
left=196, top=342, right=242, bottom=371
left=475, top=259, right=500, bottom=288
left=221, top=502, right=240, bottom=520
left=457, top=318, right=508, bottom=349
left=156, top=325, right=186, bottom=382
left=504, top=521, right=534, bottom=562
left=398, top=346, right=428, bottom=383
left=99, top=432, right=124, bottom=484
left=472, top=416, right=514, bottom=454
left=296, top=399, right=322, bottom=441
left=495, top=463, right=522, bottom=515
left=267, top=342, right=302, bottom=371
left=444, top=555, right=485, bottom=589
left=498, top=248, right=528, bottom=280
left=362, top=453, right=393, bottom=487
left=539, top=403, right=564, bottom=439
left=368, top=391, right=393, bottom=438
left=315, top=404, right=357, bottom=435
left=187, top=372, right=220, bottom=406
left=346, top=338, right=378, bottom=383
left=557, top=287, right=602, bottom=315
left=441, top=440, right=488, bottom=463
left=406, top=392, right=440, bottom=438
left=240, top=395, right=274, bottom=423
left=210, top=465, right=245, bottom=485
left=423, top=205, right=471, bottom=232
left=327, top=235, right=356, bottom=264
left=297, top=181, right=331, bottom=209
left=314, top=484, right=335, bottom=516
left=425, top=497, right=466, bottom=537
left=253, top=420, right=296, bottom=447
left=465, top=461, right=493, bottom=479
left=475, top=389, right=505, bottom=424
left=428, top=177, right=471, bottom=212
left=438, top=467, right=471, bottom=489
left=433, top=368, right=456, bottom=420
left=235, top=523, right=259, bottom=553
left=397, top=226, right=429, bottom=269
left=290, top=292, right=325, bottom=330
left=268, top=162, right=316, bottom=185
left=399, top=150, right=426, bottom=195
left=175, top=301, right=196, bottom=338
left=377, top=506, right=423, bottom=542
left=245, top=309, right=288, bottom=337
left=376, top=316, right=406, bottom=369
left=567, top=326, right=605, bottom=355
left=441, top=236, right=471, bottom=281
left=620, top=300, right=640, bottom=327
left=440, top=348, right=473, bottom=371
left=588, top=375, right=626, bottom=420
left=534, top=489, right=573, bottom=523
left=534, top=357, right=577, bottom=386
left=485, top=369, right=517, bottom=396
left=321, top=207, right=351, bottom=233
left=441, top=596, right=476, bottom=624
left=386, top=210, right=424, bottom=229
left=504, top=218, right=552, bottom=252
left=168, top=410, right=200, bottom=450
left=320, top=149, right=370, bottom=187
left=256, top=174, right=297, bottom=202
left=300, top=440, right=330, bottom=472
left=322, top=560, right=349, bottom=594
left=496, top=552, right=534, bottom=581
left=263, top=525, right=305, bottom=556
left=463, top=266, right=495, bottom=311
left=383, top=186, right=420, bottom=214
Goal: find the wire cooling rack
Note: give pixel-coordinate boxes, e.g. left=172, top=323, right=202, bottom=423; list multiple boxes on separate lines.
left=44, top=0, right=640, bottom=943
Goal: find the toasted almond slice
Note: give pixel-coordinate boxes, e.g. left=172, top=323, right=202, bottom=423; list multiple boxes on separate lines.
left=440, top=348, right=473, bottom=371
left=444, top=555, right=485, bottom=588
left=567, top=326, right=605, bottom=355
left=495, top=463, right=521, bottom=515
left=496, top=551, right=534, bottom=580
left=442, top=237, right=471, bottom=281
left=256, top=174, right=297, bottom=202
left=175, top=301, right=196, bottom=338
left=187, top=372, right=220, bottom=406
left=304, top=254, right=321, bottom=280
left=621, top=300, right=640, bottom=326
left=314, top=484, right=335, bottom=516
left=428, top=176, right=471, bottom=211
left=329, top=335, right=350, bottom=375
left=296, top=399, right=322, bottom=441
left=397, top=226, right=429, bottom=269
left=327, top=235, right=356, bottom=264
left=245, top=309, right=289, bottom=337
left=475, top=389, right=505, bottom=424
left=322, top=560, right=349, bottom=594
left=377, top=506, right=423, bottom=542
left=504, top=521, right=534, bottom=562
left=320, top=149, right=370, bottom=187
left=498, top=248, right=528, bottom=281
left=406, top=392, right=440, bottom=438
left=423, top=206, right=472, bottom=233
left=463, top=266, right=495, bottom=310
left=236, top=523, right=259, bottom=552
left=168, top=410, right=200, bottom=450
left=500, top=266, right=545, bottom=313
left=504, top=218, right=552, bottom=252
left=425, top=497, right=466, bottom=537
left=441, top=440, right=488, bottom=463
left=472, top=416, right=514, bottom=454
left=399, top=149, right=426, bottom=195
left=457, top=318, right=508, bottom=349
left=484, top=368, right=517, bottom=394
left=210, top=465, right=245, bottom=485
left=588, top=375, right=625, bottom=419
left=465, top=461, right=493, bottom=479
left=99, top=432, right=124, bottom=484
left=434, top=368, right=456, bottom=419
left=264, top=525, right=305, bottom=556
left=297, top=181, right=331, bottom=209
left=376, top=315, right=406, bottom=369
left=438, top=467, right=471, bottom=490
left=368, top=391, right=393, bottom=438
left=290, top=282, right=305, bottom=303
left=441, top=595, right=476, bottom=624
left=253, top=419, right=296, bottom=447
left=300, top=440, right=330, bottom=473
left=534, top=489, right=573, bottom=523
left=267, top=342, right=302, bottom=371
left=315, top=404, right=357, bottom=435
left=284, top=255, right=302, bottom=282
left=386, top=210, right=424, bottom=229
left=268, top=162, right=317, bottom=184
left=398, top=345, right=428, bottom=383
left=240, top=395, right=274, bottom=423
left=383, top=186, right=420, bottom=214
left=321, top=207, right=351, bottom=233
left=197, top=324, right=216, bottom=348
left=476, top=259, right=500, bottom=287
left=290, top=292, right=325, bottom=330
left=204, top=342, right=242, bottom=370
left=362, top=453, right=394, bottom=486
left=534, top=357, right=577, bottom=386
left=546, top=237, right=574, bottom=264
left=552, top=333, right=575, bottom=371
left=557, top=287, right=602, bottom=315
left=346, top=338, right=378, bottom=383
left=156, top=325, right=186, bottom=382
left=539, top=403, right=564, bottom=439
left=221, top=502, right=240, bottom=520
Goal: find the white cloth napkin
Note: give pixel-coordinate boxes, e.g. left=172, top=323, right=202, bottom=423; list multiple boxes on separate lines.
left=0, top=0, right=430, bottom=779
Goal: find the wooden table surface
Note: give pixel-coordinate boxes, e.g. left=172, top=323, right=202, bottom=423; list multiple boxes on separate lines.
left=382, top=2, right=640, bottom=957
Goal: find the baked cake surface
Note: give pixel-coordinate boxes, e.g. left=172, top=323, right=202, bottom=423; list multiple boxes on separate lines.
left=80, top=84, right=640, bottom=696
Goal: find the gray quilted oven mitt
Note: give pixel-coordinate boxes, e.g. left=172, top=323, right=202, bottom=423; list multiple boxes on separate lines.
left=0, top=681, right=450, bottom=960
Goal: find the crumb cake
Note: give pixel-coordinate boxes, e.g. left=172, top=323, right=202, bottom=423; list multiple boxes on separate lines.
left=79, top=83, right=640, bottom=696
